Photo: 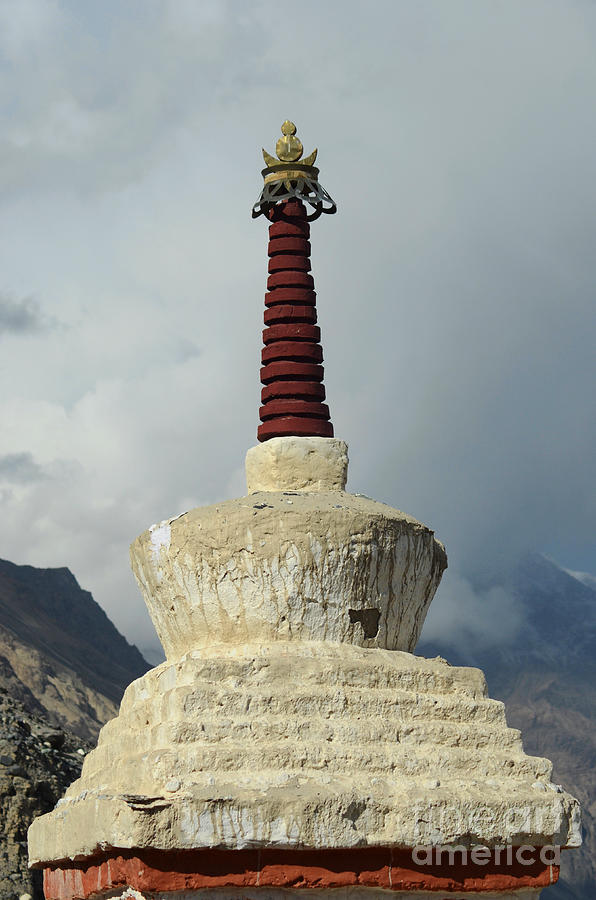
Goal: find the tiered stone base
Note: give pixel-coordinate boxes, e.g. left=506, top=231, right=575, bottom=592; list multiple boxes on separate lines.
left=29, top=643, right=579, bottom=872
left=43, top=847, right=556, bottom=899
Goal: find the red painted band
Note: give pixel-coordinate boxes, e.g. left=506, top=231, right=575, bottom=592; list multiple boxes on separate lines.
left=268, top=237, right=311, bottom=256
left=41, top=846, right=560, bottom=900
left=258, top=200, right=331, bottom=443
left=269, top=220, right=310, bottom=239
left=262, top=381, right=326, bottom=402
left=261, top=341, right=323, bottom=365
left=264, top=304, right=318, bottom=325
left=263, top=324, right=320, bottom=344
left=269, top=198, right=306, bottom=219
left=267, top=271, right=314, bottom=290
left=258, top=417, right=335, bottom=440
left=260, top=400, right=330, bottom=421
left=260, top=362, right=324, bottom=383
left=265, top=288, right=316, bottom=307
left=268, top=255, right=311, bottom=274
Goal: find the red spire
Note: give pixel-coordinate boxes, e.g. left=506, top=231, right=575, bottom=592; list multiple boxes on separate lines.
left=258, top=200, right=333, bottom=442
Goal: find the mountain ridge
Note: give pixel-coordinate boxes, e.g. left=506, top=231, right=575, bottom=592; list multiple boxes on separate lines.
left=0, top=558, right=150, bottom=740
left=418, top=553, right=596, bottom=900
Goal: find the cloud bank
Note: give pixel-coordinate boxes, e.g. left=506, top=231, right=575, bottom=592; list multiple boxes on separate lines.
left=0, top=293, right=51, bottom=334
left=1, top=1, right=595, bottom=657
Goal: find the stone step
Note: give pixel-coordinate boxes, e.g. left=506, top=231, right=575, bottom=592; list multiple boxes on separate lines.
left=97, top=713, right=520, bottom=756
left=120, top=651, right=488, bottom=710
left=64, top=773, right=556, bottom=817
left=83, top=737, right=550, bottom=785
left=132, top=716, right=521, bottom=753
left=118, top=684, right=506, bottom=730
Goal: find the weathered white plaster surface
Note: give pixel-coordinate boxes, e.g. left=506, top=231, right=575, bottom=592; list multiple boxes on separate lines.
left=246, top=437, right=348, bottom=492
left=29, top=437, right=581, bottom=881
left=130, top=491, right=446, bottom=660
left=28, top=642, right=580, bottom=865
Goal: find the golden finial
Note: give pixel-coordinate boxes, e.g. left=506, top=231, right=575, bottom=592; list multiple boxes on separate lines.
left=254, top=120, right=334, bottom=221
left=262, top=121, right=318, bottom=168
left=276, top=120, right=303, bottom=162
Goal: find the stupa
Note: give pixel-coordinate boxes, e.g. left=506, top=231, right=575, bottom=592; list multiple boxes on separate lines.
left=29, top=122, right=580, bottom=899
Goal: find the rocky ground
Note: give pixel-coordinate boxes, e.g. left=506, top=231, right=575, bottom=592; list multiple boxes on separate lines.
left=0, top=559, right=147, bottom=899
left=0, top=687, right=89, bottom=899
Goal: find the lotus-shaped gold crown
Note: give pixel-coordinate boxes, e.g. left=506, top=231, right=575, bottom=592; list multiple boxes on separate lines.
left=262, top=120, right=318, bottom=167
left=252, top=120, right=336, bottom=221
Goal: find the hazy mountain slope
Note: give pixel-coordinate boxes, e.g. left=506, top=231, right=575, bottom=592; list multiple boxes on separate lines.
left=418, top=553, right=596, bottom=899
left=0, top=559, right=150, bottom=740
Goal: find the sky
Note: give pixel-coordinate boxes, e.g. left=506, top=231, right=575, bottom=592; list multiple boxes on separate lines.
left=0, top=0, right=595, bottom=661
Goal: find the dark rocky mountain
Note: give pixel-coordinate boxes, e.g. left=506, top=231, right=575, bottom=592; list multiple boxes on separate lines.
left=0, top=559, right=150, bottom=741
left=0, top=559, right=150, bottom=899
left=418, top=553, right=596, bottom=900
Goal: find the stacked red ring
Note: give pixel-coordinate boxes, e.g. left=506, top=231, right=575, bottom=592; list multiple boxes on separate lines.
left=257, top=199, right=333, bottom=442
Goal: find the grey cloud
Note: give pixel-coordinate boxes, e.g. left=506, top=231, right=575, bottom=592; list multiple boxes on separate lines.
left=175, top=339, right=201, bottom=363
left=566, top=569, right=596, bottom=592
left=0, top=453, right=49, bottom=484
left=0, top=294, right=50, bottom=335
left=419, top=572, right=524, bottom=651
left=0, top=1, right=594, bottom=659
left=0, top=0, right=265, bottom=197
